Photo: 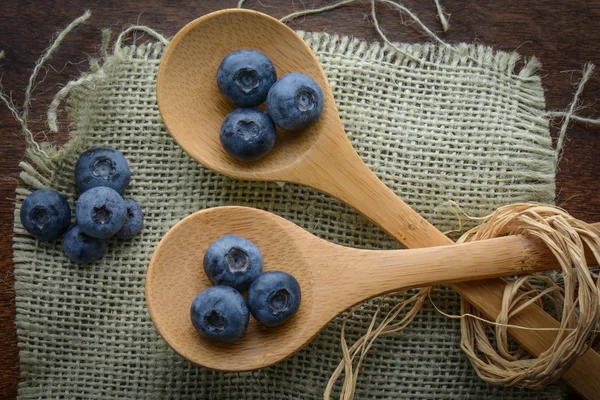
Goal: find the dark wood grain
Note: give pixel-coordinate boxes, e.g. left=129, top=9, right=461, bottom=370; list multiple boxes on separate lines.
left=1, top=1, right=599, bottom=398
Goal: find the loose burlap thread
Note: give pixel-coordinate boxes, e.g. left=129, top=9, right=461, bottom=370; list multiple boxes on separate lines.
left=7, top=7, right=592, bottom=399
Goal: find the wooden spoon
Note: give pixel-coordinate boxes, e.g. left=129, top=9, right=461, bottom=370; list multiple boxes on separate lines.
left=156, top=9, right=600, bottom=396
left=146, top=206, right=589, bottom=372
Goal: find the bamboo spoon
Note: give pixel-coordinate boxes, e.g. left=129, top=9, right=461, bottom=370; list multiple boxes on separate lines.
left=146, top=206, right=588, bottom=371
left=156, top=9, right=600, bottom=396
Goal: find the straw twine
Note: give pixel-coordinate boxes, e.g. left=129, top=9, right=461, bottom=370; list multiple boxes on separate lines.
left=457, top=205, right=600, bottom=388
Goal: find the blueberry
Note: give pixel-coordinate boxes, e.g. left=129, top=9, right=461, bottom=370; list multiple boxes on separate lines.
left=20, top=189, right=71, bottom=241
left=203, top=234, right=263, bottom=292
left=217, top=50, right=277, bottom=107
left=190, top=285, right=249, bottom=343
left=75, top=146, right=130, bottom=194
left=247, top=271, right=301, bottom=327
left=62, top=224, right=108, bottom=264
left=75, top=187, right=127, bottom=239
left=220, top=108, right=276, bottom=161
left=114, top=199, right=144, bottom=239
left=266, top=72, right=324, bottom=132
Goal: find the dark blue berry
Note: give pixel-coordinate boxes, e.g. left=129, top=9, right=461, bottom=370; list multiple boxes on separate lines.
left=20, top=189, right=71, bottom=241
left=217, top=50, right=276, bottom=107
left=247, top=271, right=301, bottom=327
left=75, top=146, right=131, bottom=194
left=62, top=224, right=108, bottom=264
left=203, top=234, right=263, bottom=292
left=266, top=73, right=324, bottom=132
left=190, top=285, right=249, bottom=343
left=220, top=108, right=276, bottom=161
left=75, top=187, right=127, bottom=239
left=114, top=199, right=144, bottom=239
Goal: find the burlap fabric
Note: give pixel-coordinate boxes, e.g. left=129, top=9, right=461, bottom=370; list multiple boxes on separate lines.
left=12, top=27, right=563, bottom=398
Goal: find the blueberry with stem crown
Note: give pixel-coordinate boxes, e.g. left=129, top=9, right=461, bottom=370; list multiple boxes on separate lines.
left=220, top=108, right=276, bottom=162
left=190, top=285, right=249, bottom=343
left=75, top=146, right=131, bottom=194
left=75, top=186, right=127, bottom=239
left=248, top=271, right=301, bottom=327
left=266, top=72, right=324, bottom=132
left=20, top=189, right=71, bottom=241
left=217, top=50, right=276, bottom=107
left=203, top=234, right=264, bottom=292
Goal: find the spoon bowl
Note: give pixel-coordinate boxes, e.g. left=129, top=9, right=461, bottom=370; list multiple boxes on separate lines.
left=146, top=206, right=575, bottom=372
left=157, top=9, right=337, bottom=180
left=146, top=207, right=316, bottom=371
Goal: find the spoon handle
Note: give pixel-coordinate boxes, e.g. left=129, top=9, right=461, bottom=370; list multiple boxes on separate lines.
left=325, top=229, right=599, bottom=306
left=326, top=235, right=558, bottom=305
left=302, top=139, right=600, bottom=399
left=303, top=140, right=450, bottom=249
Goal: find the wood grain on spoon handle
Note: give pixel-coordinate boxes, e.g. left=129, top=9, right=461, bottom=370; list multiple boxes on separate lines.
left=300, top=138, right=448, bottom=249
left=303, top=143, right=600, bottom=399
left=322, top=226, right=599, bottom=318
left=331, top=236, right=547, bottom=295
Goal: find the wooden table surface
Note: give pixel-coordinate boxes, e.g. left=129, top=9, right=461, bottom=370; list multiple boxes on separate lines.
left=1, top=1, right=599, bottom=398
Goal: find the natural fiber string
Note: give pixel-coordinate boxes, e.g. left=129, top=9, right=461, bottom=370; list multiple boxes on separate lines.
left=100, top=29, right=112, bottom=62
left=429, top=293, right=600, bottom=334
left=22, top=11, right=91, bottom=124
left=275, top=0, right=463, bottom=66
left=47, top=25, right=169, bottom=133
left=324, top=289, right=431, bottom=399
left=455, top=204, right=600, bottom=389
left=113, top=25, right=169, bottom=49
left=0, top=10, right=91, bottom=159
left=241, top=0, right=461, bottom=66
left=278, top=0, right=357, bottom=24
left=368, top=0, right=430, bottom=64
left=547, top=114, right=600, bottom=125
left=552, top=63, right=597, bottom=161
left=374, top=0, right=454, bottom=52
left=47, top=27, right=112, bottom=134
left=433, top=0, right=449, bottom=32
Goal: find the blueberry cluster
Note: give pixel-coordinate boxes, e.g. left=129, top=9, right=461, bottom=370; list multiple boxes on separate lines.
left=19, top=146, right=144, bottom=264
left=217, top=49, right=324, bottom=161
left=190, top=234, right=301, bottom=343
